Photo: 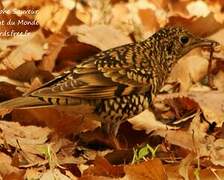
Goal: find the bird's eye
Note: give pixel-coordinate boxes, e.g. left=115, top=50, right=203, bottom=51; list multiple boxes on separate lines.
left=179, top=35, right=189, bottom=45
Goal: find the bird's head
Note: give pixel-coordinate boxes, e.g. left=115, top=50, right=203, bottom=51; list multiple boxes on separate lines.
left=152, top=26, right=218, bottom=60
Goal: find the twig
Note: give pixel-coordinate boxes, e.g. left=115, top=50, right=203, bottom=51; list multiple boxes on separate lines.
left=207, top=43, right=217, bottom=89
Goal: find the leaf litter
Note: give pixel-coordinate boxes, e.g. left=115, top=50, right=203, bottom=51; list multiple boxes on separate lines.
left=0, top=0, right=224, bottom=179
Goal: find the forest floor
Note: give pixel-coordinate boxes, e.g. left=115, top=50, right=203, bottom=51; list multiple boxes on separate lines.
left=0, top=0, right=224, bottom=179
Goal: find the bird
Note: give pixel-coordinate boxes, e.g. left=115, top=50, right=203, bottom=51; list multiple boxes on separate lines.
left=0, top=26, right=218, bottom=148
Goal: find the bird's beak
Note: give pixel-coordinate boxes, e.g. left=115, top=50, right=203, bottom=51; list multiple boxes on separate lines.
left=179, top=38, right=219, bottom=59
left=193, top=38, right=219, bottom=48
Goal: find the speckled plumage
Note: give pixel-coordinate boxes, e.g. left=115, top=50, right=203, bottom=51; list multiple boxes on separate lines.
left=0, top=26, right=218, bottom=148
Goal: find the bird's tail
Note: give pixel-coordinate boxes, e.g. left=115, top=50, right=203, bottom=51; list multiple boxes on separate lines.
left=0, top=96, right=47, bottom=109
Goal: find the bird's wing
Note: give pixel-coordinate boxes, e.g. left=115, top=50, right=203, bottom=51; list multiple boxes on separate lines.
left=30, top=44, right=151, bottom=99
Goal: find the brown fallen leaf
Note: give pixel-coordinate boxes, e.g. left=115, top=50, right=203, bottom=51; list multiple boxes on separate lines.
left=80, top=175, right=114, bottom=180
left=111, top=0, right=165, bottom=40
left=199, top=168, right=224, bottom=180
left=150, top=0, right=168, bottom=10
left=164, top=164, right=183, bottom=180
left=8, top=62, right=39, bottom=82
left=165, top=162, right=224, bottom=180
left=9, top=0, right=51, bottom=9
left=155, top=91, right=224, bottom=127
left=154, top=130, right=195, bottom=151
left=0, top=82, right=22, bottom=101
left=123, top=158, right=167, bottom=180
left=178, top=153, right=195, bottom=180
left=2, top=171, right=25, bottom=180
left=1, top=31, right=47, bottom=70
left=68, top=24, right=132, bottom=50
left=0, top=152, right=24, bottom=179
left=186, top=0, right=210, bottom=18
left=24, top=168, right=42, bottom=180
left=168, top=49, right=209, bottom=91
left=83, top=156, right=124, bottom=178
left=153, top=111, right=210, bottom=152
left=168, top=0, right=190, bottom=18
left=168, top=13, right=223, bottom=37
left=56, top=37, right=100, bottom=71
left=11, top=105, right=100, bottom=136
left=210, top=139, right=224, bottom=166
left=187, top=91, right=224, bottom=127
left=35, top=3, right=72, bottom=33
left=79, top=152, right=128, bottom=179
left=154, top=113, right=224, bottom=167
left=75, top=2, right=92, bottom=25
left=0, top=33, right=36, bottom=50
left=138, top=8, right=159, bottom=34
left=40, top=169, right=71, bottom=180
left=128, top=109, right=178, bottom=134
left=109, top=3, right=136, bottom=37
left=208, top=29, right=224, bottom=58
left=0, top=120, right=86, bottom=170
left=0, top=1, right=224, bottom=179
left=213, top=71, right=224, bottom=91
left=39, top=33, right=67, bottom=72
left=0, top=122, right=52, bottom=167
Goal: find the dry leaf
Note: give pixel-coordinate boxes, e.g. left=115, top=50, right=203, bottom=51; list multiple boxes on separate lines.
left=24, top=168, right=42, bottom=180
left=39, top=34, right=67, bottom=72
left=36, top=3, right=70, bottom=33
left=168, top=49, right=209, bottom=91
left=0, top=0, right=224, bottom=179
left=0, top=152, right=23, bottom=178
left=154, top=129, right=195, bottom=151
left=12, top=106, right=100, bottom=136
left=1, top=31, right=46, bottom=70
left=56, top=38, right=100, bottom=71
left=123, top=159, right=167, bottom=180
left=0, top=33, right=36, bottom=50
left=155, top=91, right=224, bottom=127
left=186, top=0, right=210, bottom=18
left=168, top=13, right=223, bottom=37
left=187, top=91, right=224, bottom=126
left=199, top=168, right=224, bottom=180
left=138, top=9, right=159, bottom=33
left=68, top=24, right=132, bottom=50
left=10, top=0, right=50, bottom=8
left=164, top=164, right=183, bottom=179
left=178, top=153, right=195, bottom=180
left=214, top=71, right=224, bottom=91
left=8, top=62, right=39, bottom=82
left=210, top=139, right=224, bottom=166
left=83, top=156, right=124, bottom=178
left=128, top=109, right=178, bottom=134
left=40, top=169, right=71, bottom=180
left=0, top=81, right=22, bottom=100
left=0, top=121, right=52, bottom=167
left=110, top=3, right=135, bottom=36
left=168, top=0, right=190, bottom=18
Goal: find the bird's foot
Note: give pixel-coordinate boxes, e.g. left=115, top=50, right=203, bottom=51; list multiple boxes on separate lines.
left=78, top=128, right=127, bottom=149
left=107, top=133, right=127, bottom=150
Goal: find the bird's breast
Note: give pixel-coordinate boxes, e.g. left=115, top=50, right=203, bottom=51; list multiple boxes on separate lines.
left=94, top=94, right=151, bottom=122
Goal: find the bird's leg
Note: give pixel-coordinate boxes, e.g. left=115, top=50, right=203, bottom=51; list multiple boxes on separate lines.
left=101, top=121, right=123, bottom=149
